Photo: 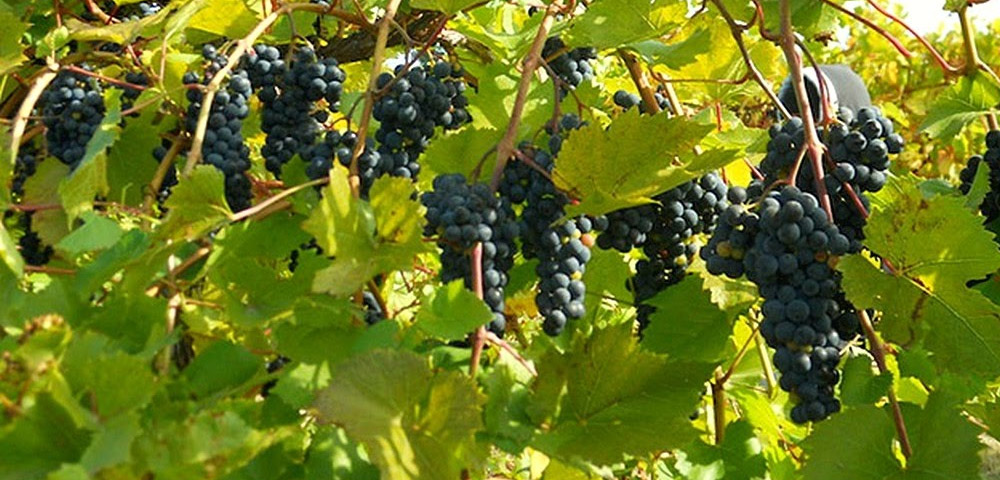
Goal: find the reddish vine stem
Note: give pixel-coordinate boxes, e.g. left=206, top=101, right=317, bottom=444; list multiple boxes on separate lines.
left=711, top=368, right=726, bottom=445
left=859, top=309, right=912, bottom=458
left=796, top=38, right=835, bottom=125
left=468, top=243, right=486, bottom=377
left=819, top=0, right=913, bottom=60
left=618, top=50, right=662, bottom=115
left=367, top=280, right=391, bottom=319
left=484, top=331, right=537, bottom=377
left=24, top=265, right=76, bottom=275
left=488, top=5, right=557, bottom=193
left=778, top=0, right=834, bottom=222
left=866, top=0, right=959, bottom=74
left=708, top=0, right=792, bottom=120
left=83, top=0, right=113, bottom=24
left=63, top=65, right=148, bottom=91
left=229, top=177, right=329, bottom=222
left=348, top=0, right=404, bottom=198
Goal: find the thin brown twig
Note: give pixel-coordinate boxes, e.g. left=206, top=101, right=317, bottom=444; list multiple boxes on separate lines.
left=866, top=0, right=959, bottom=74
left=711, top=368, right=726, bottom=445
left=819, top=0, right=913, bottom=59
left=469, top=243, right=486, bottom=377
left=142, top=138, right=184, bottom=215
left=709, top=0, right=792, bottom=120
left=348, top=0, right=404, bottom=198
left=779, top=0, right=834, bottom=222
left=228, top=177, right=329, bottom=222
left=484, top=330, right=537, bottom=376
left=859, top=309, right=912, bottom=458
left=488, top=5, right=557, bottom=192
left=618, top=50, right=661, bottom=115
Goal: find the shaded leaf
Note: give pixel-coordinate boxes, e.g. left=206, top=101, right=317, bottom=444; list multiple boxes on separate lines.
left=921, top=74, right=1000, bottom=139
left=415, top=280, right=493, bottom=341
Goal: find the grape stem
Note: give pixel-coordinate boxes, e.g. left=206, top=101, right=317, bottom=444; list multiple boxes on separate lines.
left=228, top=177, right=329, bottom=222
left=778, top=0, right=834, bottom=223
left=818, top=0, right=914, bottom=60
left=866, top=0, right=960, bottom=74
left=23, top=265, right=76, bottom=275
left=484, top=330, right=537, bottom=377
left=618, top=50, right=662, bottom=115
left=859, top=309, right=913, bottom=458
left=367, top=280, right=391, bottom=319
left=711, top=368, right=727, bottom=445
left=9, top=62, right=57, bottom=172
left=708, top=0, right=792, bottom=120
left=142, top=137, right=185, bottom=216
left=488, top=5, right=557, bottom=193
left=954, top=4, right=1000, bottom=130
left=82, top=0, right=113, bottom=24
left=348, top=0, right=404, bottom=198
left=469, top=243, right=487, bottom=377
left=754, top=329, right=778, bottom=396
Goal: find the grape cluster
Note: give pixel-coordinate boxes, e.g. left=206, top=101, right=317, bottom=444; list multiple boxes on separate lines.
left=39, top=69, right=106, bottom=169
left=612, top=88, right=670, bottom=114
left=422, top=174, right=519, bottom=334
left=373, top=62, right=471, bottom=183
left=362, top=291, right=385, bottom=325
left=120, top=72, right=148, bottom=112
left=542, top=37, right=596, bottom=97
left=959, top=130, right=1000, bottom=222
left=760, top=107, right=902, bottom=249
left=706, top=186, right=853, bottom=422
left=243, top=45, right=345, bottom=177
left=12, top=142, right=40, bottom=198
left=498, top=116, right=597, bottom=335
left=629, top=173, right=729, bottom=329
left=18, top=214, right=53, bottom=266
left=184, top=45, right=253, bottom=211
left=152, top=138, right=179, bottom=206
left=303, top=130, right=380, bottom=191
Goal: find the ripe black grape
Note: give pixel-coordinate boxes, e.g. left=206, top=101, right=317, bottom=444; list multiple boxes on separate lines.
left=184, top=46, right=253, bottom=211
left=542, top=37, right=596, bottom=97
left=422, top=173, right=518, bottom=334
left=959, top=130, right=1000, bottom=222
left=373, top=61, right=471, bottom=183
left=39, top=69, right=105, bottom=169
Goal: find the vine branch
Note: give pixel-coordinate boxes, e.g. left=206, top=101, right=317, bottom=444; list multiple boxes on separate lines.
left=859, top=309, right=912, bottom=458
left=488, top=5, right=557, bottom=192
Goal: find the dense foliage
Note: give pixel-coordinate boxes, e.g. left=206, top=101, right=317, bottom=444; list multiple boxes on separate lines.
left=4, top=0, right=1000, bottom=478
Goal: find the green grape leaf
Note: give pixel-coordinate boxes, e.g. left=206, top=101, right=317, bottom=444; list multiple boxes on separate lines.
left=482, top=361, right=536, bottom=453
left=59, top=91, right=122, bottom=223
left=799, top=406, right=899, bottom=479
left=185, top=0, right=258, bottom=38
left=920, top=73, right=1000, bottom=139
left=182, top=341, right=262, bottom=398
left=78, top=412, right=142, bottom=473
left=838, top=354, right=892, bottom=407
left=303, top=165, right=376, bottom=261
left=673, top=421, right=766, bottom=480
left=0, top=393, right=92, bottom=479
left=0, top=222, right=24, bottom=276
left=106, top=104, right=164, bottom=206
left=554, top=112, right=738, bottom=218
left=0, top=5, right=28, bottom=75
left=369, top=176, right=432, bottom=271
left=581, top=246, right=632, bottom=301
left=64, top=16, right=150, bottom=44
left=274, top=296, right=361, bottom=365
left=566, top=0, right=686, bottom=49
left=415, top=280, right=493, bottom=341
left=757, top=0, right=837, bottom=40
left=130, top=405, right=272, bottom=478
left=965, top=155, right=992, bottom=212
left=55, top=211, right=124, bottom=257
left=303, top=428, right=380, bottom=479
left=24, top=159, right=72, bottom=246
left=420, top=127, right=499, bottom=185
left=314, top=350, right=486, bottom=480
left=61, top=333, right=157, bottom=417
left=902, top=390, right=984, bottom=478
left=409, top=0, right=480, bottom=14
left=528, top=322, right=714, bottom=465
left=159, top=165, right=231, bottom=241
left=839, top=175, right=1000, bottom=379
left=642, top=275, right=731, bottom=363
left=628, top=27, right=711, bottom=70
